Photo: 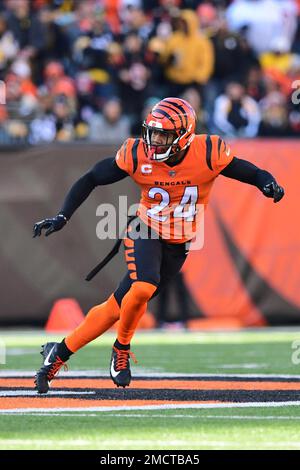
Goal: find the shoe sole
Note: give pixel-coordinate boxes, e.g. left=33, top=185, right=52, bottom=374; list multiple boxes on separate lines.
left=110, top=374, right=131, bottom=388
left=34, top=374, right=50, bottom=394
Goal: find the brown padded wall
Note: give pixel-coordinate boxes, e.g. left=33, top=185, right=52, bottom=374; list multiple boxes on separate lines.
left=1, top=140, right=299, bottom=325
left=0, top=143, right=139, bottom=323
left=183, top=139, right=300, bottom=325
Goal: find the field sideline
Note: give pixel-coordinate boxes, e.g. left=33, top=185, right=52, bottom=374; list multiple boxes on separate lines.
left=0, top=329, right=300, bottom=450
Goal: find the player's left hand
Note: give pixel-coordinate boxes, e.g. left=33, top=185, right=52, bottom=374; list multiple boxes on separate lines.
left=262, top=181, right=284, bottom=203
left=33, top=214, right=67, bottom=237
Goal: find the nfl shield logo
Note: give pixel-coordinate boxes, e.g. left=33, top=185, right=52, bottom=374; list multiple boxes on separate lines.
left=169, top=170, right=176, bottom=177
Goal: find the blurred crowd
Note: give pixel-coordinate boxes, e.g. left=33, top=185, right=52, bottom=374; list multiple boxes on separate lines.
left=0, top=0, right=299, bottom=145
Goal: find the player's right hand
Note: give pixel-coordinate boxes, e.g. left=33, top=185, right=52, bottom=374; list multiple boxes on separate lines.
left=33, top=214, right=67, bottom=237
left=262, top=181, right=285, bottom=203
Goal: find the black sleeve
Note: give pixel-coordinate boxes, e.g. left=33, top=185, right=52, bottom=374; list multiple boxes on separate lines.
left=59, top=157, right=128, bottom=220
left=220, top=157, right=276, bottom=191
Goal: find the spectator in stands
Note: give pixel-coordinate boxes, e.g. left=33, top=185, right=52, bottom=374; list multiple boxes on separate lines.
left=117, top=31, right=151, bottom=134
left=291, top=13, right=300, bottom=54
left=6, top=118, right=28, bottom=142
left=289, top=102, right=300, bottom=135
left=52, top=93, right=76, bottom=142
left=181, top=87, right=208, bottom=133
left=140, top=96, right=161, bottom=123
left=41, top=61, right=65, bottom=94
left=70, top=9, right=116, bottom=102
left=6, top=0, right=46, bottom=84
left=146, top=17, right=173, bottom=99
left=74, top=70, right=97, bottom=126
left=36, top=3, right=73, bottom=66
left=196, top=2, right=218, bottom=37
left=0, top=14, right=19, bottom=78
left=226, top=0, right=298, bottom=55
left=260, top=37, right=300, bottom=100
left=258, top=87, right=295, bottom=136
left=207, top=15, right=259, bottom=117
left=260, top=36, right=297, bottom=75
left=120, top=4, right=153, bottom=41
left=30, top=91, right=77, bottom=143
left=6, top=58, right=38, bottom=122
left=0, top=0, right=298, bottom=144
left=159, top=9, right=214, bottom=97
left=210, top=19, right=247, bottom=84
left=6, top=0, right=46, bottom=52
left=0, top=104, right=12, bottom=144
left=244, top=65, right=266, bottom=103
left=213, top=81, right=261, bottom=137
left=29, top=92, right=56, bottom=145
left=89, top=97, right=130, bottom=143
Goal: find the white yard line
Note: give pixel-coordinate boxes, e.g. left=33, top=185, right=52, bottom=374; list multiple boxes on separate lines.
left=6, top=349, right=38, bottom=356
left=1, top=401, right=300, bottom=413
left=218, top=364, right=268, bottom=369
left=0, top=390, right=95, bottom=397
left=1, top=370, right=300, bottom=379
left=1, top=413, right=300, bottom=419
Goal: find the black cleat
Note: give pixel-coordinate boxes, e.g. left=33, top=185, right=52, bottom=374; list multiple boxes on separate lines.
left=34, top=342, right=67, bottom=394
left=110, top=346, right=137, bottom=388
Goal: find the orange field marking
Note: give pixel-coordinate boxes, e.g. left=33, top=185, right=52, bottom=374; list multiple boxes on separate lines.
left=1, top=378, right=300, bottom=391
left=0, top=397, right=221, bottom=409
left=1, top=376, right=300, bottom=411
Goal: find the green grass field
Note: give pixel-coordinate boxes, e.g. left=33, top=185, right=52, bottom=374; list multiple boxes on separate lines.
left=1, top=328, right=300, bottom=450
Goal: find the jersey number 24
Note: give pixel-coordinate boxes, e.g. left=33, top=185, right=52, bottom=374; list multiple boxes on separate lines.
left=147, top=186, right=198, bottom=222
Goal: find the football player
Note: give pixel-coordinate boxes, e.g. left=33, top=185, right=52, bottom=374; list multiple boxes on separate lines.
left=33, top=97, right=284, bottom=393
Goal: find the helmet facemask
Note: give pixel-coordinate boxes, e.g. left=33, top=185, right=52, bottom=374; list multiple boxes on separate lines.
left=142, top=123, right=187, bottom=162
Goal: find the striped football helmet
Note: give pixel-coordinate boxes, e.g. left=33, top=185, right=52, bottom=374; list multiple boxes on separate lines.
left=142, top=97, right=196, bottom=162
